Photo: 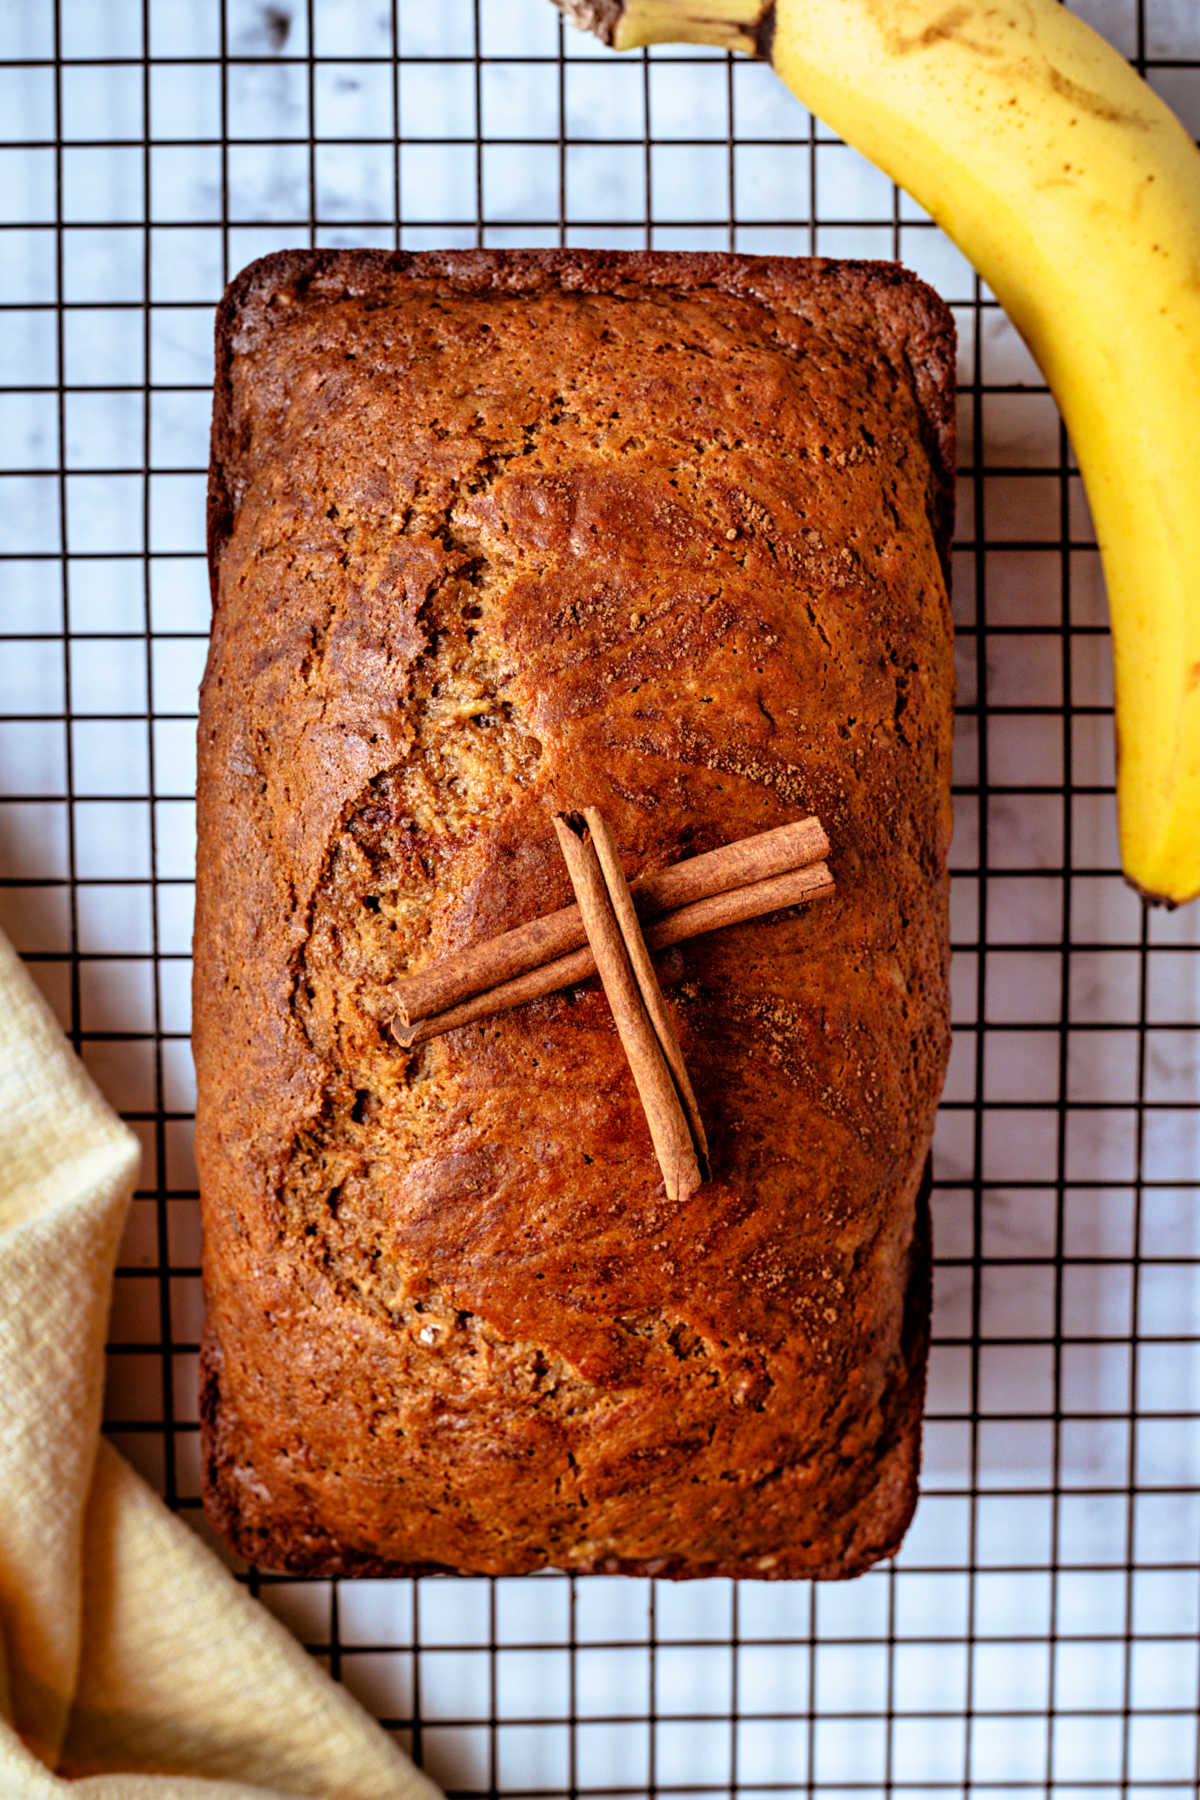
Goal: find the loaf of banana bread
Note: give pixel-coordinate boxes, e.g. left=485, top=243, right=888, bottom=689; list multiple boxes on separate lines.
left=197, top=248, right=955, bottom=1579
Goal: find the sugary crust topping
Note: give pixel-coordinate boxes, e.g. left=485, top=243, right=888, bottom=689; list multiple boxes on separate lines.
left=197, top=250, right=954, bottom=1578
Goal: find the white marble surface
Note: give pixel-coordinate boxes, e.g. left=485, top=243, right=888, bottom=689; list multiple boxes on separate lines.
left=1, top=0, right=1199, bottom=1792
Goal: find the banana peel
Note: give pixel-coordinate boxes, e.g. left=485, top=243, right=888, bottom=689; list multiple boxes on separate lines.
left=555, top=0, right=1200, bottom=905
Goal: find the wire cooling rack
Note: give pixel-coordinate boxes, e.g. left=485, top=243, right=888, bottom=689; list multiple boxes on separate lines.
left=2, top=0, right=1199, bottom=1792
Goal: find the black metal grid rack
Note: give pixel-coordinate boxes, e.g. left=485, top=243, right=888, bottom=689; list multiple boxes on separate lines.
left=1, top=0, right=1199, bottom=1792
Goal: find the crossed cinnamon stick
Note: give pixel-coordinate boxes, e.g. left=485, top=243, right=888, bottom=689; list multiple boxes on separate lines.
left=555, top=808, right=712, bottom=1203
left=388, top=813, right=835, bottom=1201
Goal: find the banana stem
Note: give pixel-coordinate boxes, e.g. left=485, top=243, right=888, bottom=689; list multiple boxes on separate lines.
left=553, top=0, right=772, bottom=54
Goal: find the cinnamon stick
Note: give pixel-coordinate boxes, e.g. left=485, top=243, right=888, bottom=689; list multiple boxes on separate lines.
left=395, top=858, right=834, bottom=1047
left=390, top=815, right=829, bottom=1031
left=553, top=811, right=704, bottom=1204
left=583, top=806, right=710, bottom=1181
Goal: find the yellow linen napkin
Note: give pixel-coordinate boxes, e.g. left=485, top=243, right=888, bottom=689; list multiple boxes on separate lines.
left=0, top=927, right=440, bottom=1800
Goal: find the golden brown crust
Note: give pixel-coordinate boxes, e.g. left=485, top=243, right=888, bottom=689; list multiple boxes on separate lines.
left=197, top=249, right=954, bottom=1580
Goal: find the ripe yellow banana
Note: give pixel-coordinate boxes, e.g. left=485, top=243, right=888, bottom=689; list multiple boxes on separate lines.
left=557, top=0, right=1200, bottom=905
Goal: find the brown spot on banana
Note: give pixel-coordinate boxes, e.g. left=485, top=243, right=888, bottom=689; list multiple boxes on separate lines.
left=889, top=5, right=991, bottom=56
left=1046, top=64, right=1150, bottom=125
left=861, top=0, right=1001, bottom=60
